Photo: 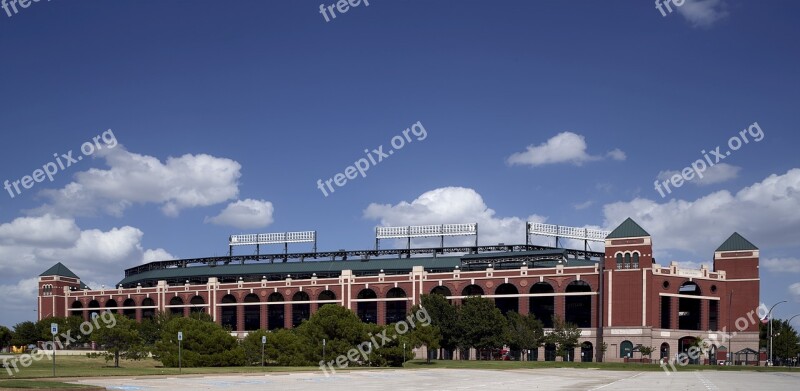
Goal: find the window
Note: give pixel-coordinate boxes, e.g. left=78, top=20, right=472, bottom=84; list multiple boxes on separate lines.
left=624, top=253, right=631, bottom=269
left=633, top=252, right=640, bottom=268
left=616, top=253, right=623, bottom=270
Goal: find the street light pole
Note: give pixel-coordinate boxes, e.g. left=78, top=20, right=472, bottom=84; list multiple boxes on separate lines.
left=767, top=300, right=787, bottom=365
left=728, top=291, right=733, bottom=365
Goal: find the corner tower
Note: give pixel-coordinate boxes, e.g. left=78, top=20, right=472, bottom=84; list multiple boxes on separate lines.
left=38, top=262, right=83, bottom=320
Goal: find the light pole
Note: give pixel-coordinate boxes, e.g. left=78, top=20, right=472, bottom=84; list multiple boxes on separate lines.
left=728, top=291, right=733, bottom=365
left=767, top=300, right=787, bottom=365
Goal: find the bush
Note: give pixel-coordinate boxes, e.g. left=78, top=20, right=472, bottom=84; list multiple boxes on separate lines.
left=153, top=317, right=245, bottom=367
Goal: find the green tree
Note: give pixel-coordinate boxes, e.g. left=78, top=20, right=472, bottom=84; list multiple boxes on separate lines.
left=770, top=319, right=799, bottom=364
left=266, top=329, right=311, bottom=366
left=419, top=294, right=458, bottom=355
left=0, top=325, right=12, bottom=350
left=10, top=321, right=39, bottom=347
left=456, top=297, right=506, bottom=359
left=90, top=314, right=147, bottom=368
left=402, top=305, right=442, bottom=364
left=293, top=304, right=367, bottom=364
left=138, top=312, right=174, bottom=347
left=241, top=329, right=271, bottom=366
left=638, top=345, right=654, bottom=360
left=35, top=316, right=83, bottom=346
left=505, top=311, right=544, bottom=359
left=547, top=316, right=581, bottom=361
left=153, top=317, right=245, bottom=367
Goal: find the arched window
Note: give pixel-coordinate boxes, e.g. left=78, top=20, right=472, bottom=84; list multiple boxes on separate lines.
left=633, top=252, right=640, bottom=268
left=620, top=340, right=634, bottom=358
left=624, top=253, right=631, bottom=269
left=616, top=253, right=623, bottom=270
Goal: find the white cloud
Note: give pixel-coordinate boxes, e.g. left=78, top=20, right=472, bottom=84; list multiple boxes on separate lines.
left=607, top=148, right=627, bottom=161
left=205, top=199, right=275, bottom=229
left=364, top=187, right=546, bottom=246
left=0, top=215, right=80, bottom=246
left=763, top=258, right=800, bottom=274
left=657, top=163, right=741, bottom=186
left=790, top=283, right=800, bottom=303
left=0, top=278, right=39, bottom=318
left=142, top=248, right=176, bottom=264
left=32, top=146, right=242, bottom=218
left=573, top=200, right=594, bottom=210
left=508, top=132, right=621, bottom=167
left=0, top=214, right=170, bottom=285
left=603, top=169, right=800, bottom=256
left=677, top=0, right=729, bottom=28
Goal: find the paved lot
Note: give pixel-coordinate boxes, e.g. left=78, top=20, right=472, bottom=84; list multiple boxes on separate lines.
left=75, top=368, right=800, bottom=390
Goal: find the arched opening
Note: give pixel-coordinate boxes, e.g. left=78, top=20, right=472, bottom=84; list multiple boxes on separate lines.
left=678, top=282, right=702, bottom=330
left=244, top=294, right=260, bottom=331
left=660, top=342, right=670, bottom=359
left=544, top=343, right=556, bottom=361
left=357, top=289, right=377, bottom=324
left=565, top=280, right=591, bottom=327
left=70, top=300, right=83, bottom=318
left=169, top=296, right=184, bottom=316
left=318, top=290, right=336, bottom=308
left=430, top=285, right=452, bottom=297
left=461, top=284, right=484, bottom=297
left=530, top=282, right=555, bottom=328
left=386, top=288, right=407, bottom=324
left=220, top=294, right=237, bottom=330
left=87, top=300, right=101, bottom=319
left=267, top=292, right=284, bottom=330
left=141, top=298, right=155, bottom=320
left=494, top=283, right=518, bottom=316
left=581, top=342, right=593, bottom=362
left=620, top=340, right=633, bottom=358
left=104, top=299, right=117, bottom=314
left=616, top=253, right=623, bottom=270
left=292, top=291, right=311, bottom=327
left=678, top=336, right=700, bottom=364
left=122, top=298, right=135, bottom=318
left=624, top=253, right=631, bottom=269
left=189, top=295, right=205, bottom=314
left=633, top=252, right=640, bottom=268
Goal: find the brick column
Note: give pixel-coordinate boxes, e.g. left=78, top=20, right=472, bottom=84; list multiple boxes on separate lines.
left=135, top=308, right=141, bottom=323
left=377, top=301, right=386, bottom=325
left=284, top=303, right=292, bottom=329
left=700, top=300, right=710, bottom=331
left=311, top=302, right=319, bottom=316
left=183, top=306, right=189, bottom=317
left=261, top=305, right=268, bottom=330
left=519, top=296, right=530, bottom=316
left=555, top=296, right=566, bottom=321
left=668, top=297, right=677, bottom=330
left=236, top=305, right=245, bottom=333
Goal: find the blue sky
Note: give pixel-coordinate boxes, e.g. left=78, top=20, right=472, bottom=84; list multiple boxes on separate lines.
left=1, top=0, right=798, bottom=328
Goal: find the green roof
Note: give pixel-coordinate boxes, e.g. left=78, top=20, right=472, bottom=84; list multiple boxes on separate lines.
left=606, top=218, right=650, bottom=239
left=716, top=232, right=758, bottom=252
left=118, top=256, right=463, bottom=286
left=39, top=262, right=80, bottom=279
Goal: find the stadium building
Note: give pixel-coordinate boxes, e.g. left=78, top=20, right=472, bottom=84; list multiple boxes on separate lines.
left=37, top=218, right=761, bottom=363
